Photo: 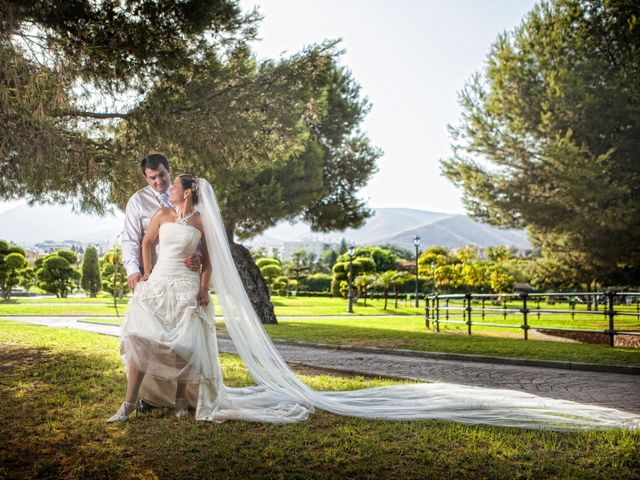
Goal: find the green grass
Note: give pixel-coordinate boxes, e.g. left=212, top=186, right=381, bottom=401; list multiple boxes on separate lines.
left=2, top=296, right=130, bottom=304
left=0, top=295, right=423, bottom=317
left=0, top=304, right=128, bottom=316
left=272, top=295, right=424, bottom=316
left=434, top=298, right=640, bottom=331
left=0, top=321, right=638, bottom=479
left=66, top=315, right=640, bottom=366
left=255, top=317, right=640, bottom=367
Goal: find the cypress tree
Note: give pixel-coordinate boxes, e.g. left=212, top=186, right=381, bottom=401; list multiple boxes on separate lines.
left=81, top=246, right=101, bottom=297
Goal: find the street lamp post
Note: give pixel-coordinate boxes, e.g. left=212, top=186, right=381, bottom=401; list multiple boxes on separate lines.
left=347, top=245, right=355, bottom=313
left=430, top=261, right=436, bottom=292
left=413, top=236, right=421, bottom=307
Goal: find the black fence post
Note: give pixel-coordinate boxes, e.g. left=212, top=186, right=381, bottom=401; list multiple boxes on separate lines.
left=465, top=293, right=472, bottom=336
left=520, top=291, right=529, bottom=341
left=435, top=294, right=440, bottom=332
left=425, top=297, right=430, bottom=330
left=605, top=290, right=616, bottom=347
left=445, top=298, right=449, bottom=322
left=503, top=298, right=507, bottom=322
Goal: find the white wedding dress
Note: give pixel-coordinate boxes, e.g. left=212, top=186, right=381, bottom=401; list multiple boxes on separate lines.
left=121, top=222, right=223, bottom=410
left=119, top=180, right=640, bottom=430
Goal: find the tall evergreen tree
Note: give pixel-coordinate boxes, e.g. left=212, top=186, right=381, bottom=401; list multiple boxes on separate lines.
left=81, top=245, right=101, bottom=297
left=442, top=0, right=640, bottom=282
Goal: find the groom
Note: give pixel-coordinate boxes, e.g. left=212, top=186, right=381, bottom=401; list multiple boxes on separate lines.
left=122, top=152, right=200, bottom=290
left=122, top=152, right=200, bottom=412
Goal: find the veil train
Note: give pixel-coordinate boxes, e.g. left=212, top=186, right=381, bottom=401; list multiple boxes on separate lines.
left=195, top=178, right=639, bottom=430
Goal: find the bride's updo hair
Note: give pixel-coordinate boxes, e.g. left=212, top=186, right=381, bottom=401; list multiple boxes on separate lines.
left=177, top=174, right=199, bottom=205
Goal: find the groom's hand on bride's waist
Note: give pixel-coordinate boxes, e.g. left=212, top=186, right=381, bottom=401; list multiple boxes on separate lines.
left=184, top=254, right=201, bottom=272
left=128, top=273, right=142, bottom=290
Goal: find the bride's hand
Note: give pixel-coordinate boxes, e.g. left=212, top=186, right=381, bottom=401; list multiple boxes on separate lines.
left=198, top=286, right=210, bottom=306
left=140, top=273, right=150, bottom=282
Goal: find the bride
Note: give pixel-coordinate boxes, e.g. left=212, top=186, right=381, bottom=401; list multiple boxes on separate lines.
left=108, top=174, right=640, bottom=430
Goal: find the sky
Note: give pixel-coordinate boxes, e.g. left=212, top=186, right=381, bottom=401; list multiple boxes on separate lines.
left=239, top=0, right=537, bottom=214
left=0, top=0, right=537, bottom=217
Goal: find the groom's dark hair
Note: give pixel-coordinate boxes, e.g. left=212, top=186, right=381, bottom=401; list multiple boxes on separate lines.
left=140, top=152, right=170, bottom=175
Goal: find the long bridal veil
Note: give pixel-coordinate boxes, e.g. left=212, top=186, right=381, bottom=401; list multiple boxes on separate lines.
left=195, top=178, right=639, bottom=430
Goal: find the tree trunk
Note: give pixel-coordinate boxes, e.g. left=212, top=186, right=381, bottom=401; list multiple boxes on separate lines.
left=229, top=241, right=277, bottom=324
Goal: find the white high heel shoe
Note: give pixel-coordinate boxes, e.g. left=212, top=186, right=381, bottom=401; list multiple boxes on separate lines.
left=174, top=398, right=190, bottom=418
left=106, top=401, right=138, bottom=423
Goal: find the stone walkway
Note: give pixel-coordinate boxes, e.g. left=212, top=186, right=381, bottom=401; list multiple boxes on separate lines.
left=6, top=316, right=640, bottom=414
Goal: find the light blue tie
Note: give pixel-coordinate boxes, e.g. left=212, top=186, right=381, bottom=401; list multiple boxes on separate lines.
left=161, top=192, right=170, bottom=207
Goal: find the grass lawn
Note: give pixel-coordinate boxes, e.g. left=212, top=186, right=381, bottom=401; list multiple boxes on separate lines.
left=73, top=315, right=640, bottom=366
left=1, top=321, right=638, bottom=479
left=255, top=317, right=640, bottom=367
left=433, top=297, right=640, bottom=331
left=0, top=295, right=423, bottom=317
left=272, top=295, right=424, bottom=316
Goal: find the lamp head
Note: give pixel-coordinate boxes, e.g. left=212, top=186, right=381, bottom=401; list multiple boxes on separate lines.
left=348, top=245, right=355, bottom=257
left=414, top=235, right=421, bottom=247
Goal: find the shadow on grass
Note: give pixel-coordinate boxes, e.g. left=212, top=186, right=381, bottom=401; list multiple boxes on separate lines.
left=2, top=337, right=640, bottom=479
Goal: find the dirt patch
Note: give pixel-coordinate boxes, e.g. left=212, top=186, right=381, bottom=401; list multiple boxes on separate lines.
left=537, top=330, right=640, bottom=349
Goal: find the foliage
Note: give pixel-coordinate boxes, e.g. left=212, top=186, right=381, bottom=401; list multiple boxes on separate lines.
left=374, top=270, right=400, bottom=310
left=1, top=0, right=254, bottom=212
left=331, top=257, right=376, bottom=296
left=35, top=250, right=80, bottom=298
left=18, top=266, right=36, bottom=292
left=353, top=274, right=377, bottom=306
left=417, top=246, right=451, bottom=273
left=110, top=52, right=380, bottom=243
left=298, top=273, right=332, bottom=292
left=0, top=240, right=28, bottom=299
left=378, top=243, right=414, bottom=261
left=318, top=248, right=340, bottom=273
left=81, top=246, right=102, bottom=297
left=338, top=246, right=397, bottom=273
left=255, top=257, right=281, bottom=268
left=286, top=248, right=319, bottom=279
left=442, top=0, right=640, bottom=280
left=101, top=247, right=128, bottom=300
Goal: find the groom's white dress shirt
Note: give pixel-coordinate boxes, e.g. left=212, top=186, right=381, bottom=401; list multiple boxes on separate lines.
left=122, top=185, right=168, bottom=277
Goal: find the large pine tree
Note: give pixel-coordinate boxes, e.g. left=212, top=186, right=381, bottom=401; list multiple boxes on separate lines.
left=442, top=0, right=640, bottom=283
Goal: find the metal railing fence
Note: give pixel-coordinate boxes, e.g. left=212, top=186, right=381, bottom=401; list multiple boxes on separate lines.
left=424, top=291, right=640, bottom=347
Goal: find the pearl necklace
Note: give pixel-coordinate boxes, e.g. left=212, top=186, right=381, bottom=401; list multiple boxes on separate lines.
left=175, top=207, right=196, bottom=225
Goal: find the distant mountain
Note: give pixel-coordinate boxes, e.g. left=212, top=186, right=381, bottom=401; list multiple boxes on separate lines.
left=1, top=203, right=530, bottom=251
left=249, top=208, right=530, bottom=250
left=0, top=202, right=124, bottom=246
left=376, top=214, right=530, bottom=250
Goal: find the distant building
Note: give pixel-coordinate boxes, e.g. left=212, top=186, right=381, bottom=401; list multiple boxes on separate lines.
left=34, top=239, right=84, bottom=253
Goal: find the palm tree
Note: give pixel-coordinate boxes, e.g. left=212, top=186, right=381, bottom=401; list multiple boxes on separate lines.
left=353, top=274, right=377, bottom=306
left=391, top=271, right=413, bottom=308
left=375, top=270, right=399, bottom=310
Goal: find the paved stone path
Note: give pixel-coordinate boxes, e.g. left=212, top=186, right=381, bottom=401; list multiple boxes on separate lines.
left=6, top=316, right=640, bottom=414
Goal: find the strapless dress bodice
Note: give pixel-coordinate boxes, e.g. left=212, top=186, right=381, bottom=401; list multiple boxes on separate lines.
left=150, top=222, right=202, bottom=278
